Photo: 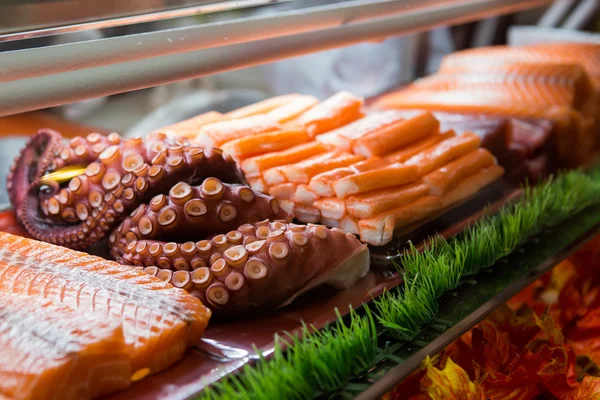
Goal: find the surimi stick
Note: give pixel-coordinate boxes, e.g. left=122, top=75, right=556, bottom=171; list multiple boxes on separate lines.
left=226, top=94, right=301, bottom=119
left=269, top=183, right=297, bottom=200
left=297, top=91, right=365, bottom=138
left=294, top=205, right=321, bottom=223
left=321, top=217, right=340, bottom=228
left=315, top=110, right=406, bottom=151
left=241, top=142, right=329, bottom=176
left=308, top=157, right=392, bottom=197
left=314, top=197, right=346, bottom=219
left=423, top=148, right=496, bottom=195
left=346, top=182, right=429, bottom=219
left=282, top=153, right=365, bottom=184
left=263, top=151, right=337, bottom=186
left=247, top=176, right=270, bottom=193
left=405, top=132, right=481, bottom=176
left=267, top=95, right=319, bottom=123
left=442, top=165, right=504, bottom=208
left=339, top=215, right=360, bottom=235
left=358, top=196, right=443, bottom=246
left=278, top=199, right=296, bottom=217
left=220, top=129, right=310, bottom=160
left=352, top=112, right=440, bottom=157
left=194, top=115, right=281, bottom=148
left=294, top=184, right=320, bottom=205
left=157, top=111, right=225, bottom=139
left=386, top=130, right=456, bottom=163
left=333, top=163, right=419, bottom=199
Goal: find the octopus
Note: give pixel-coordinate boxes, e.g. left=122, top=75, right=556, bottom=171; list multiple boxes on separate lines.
left=8, top=129, right=370, bottom=315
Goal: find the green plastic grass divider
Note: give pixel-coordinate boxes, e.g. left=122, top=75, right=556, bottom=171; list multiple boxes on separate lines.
left=199, top=168, right=600, bottom=400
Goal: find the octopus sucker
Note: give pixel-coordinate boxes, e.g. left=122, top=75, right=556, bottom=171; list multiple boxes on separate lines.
left=8, top=129, right=371, bottom=315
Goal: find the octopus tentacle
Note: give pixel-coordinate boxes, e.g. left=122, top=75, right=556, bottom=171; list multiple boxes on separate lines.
left=118, top=219, right=369, bottom=316
left=109, top=178, right=288, bottom=265
left=8, top=130, right=245, bottom=249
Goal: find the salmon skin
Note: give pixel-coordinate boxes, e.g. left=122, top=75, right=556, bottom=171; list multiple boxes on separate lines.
left=0, top=292, right=131, bottom=400
left=0, top=231, right=211, bottom=395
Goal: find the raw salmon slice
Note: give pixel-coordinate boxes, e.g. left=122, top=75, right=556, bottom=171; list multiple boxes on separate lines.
left=385, top=130, right=456, bottom=163
left=423, top=148, right=496, bottom=195
left=226, top=94, right=301, bottom=119
left=241, top=142, right=329, bottom=176
left=353, top=112, right=440, bottom=157
left=0, top=232, right=211, bottom=375
left=157, top=111, right=225, bottom=139
left=413, top=63, right=593, bottom=107
left=194, top=115, right=281, bottom=148
left=315, top=110, right=406, bottom=151
left=267, top=95, right=319, bottom=123
left=346, top=182, right=429, bottom=219
left=220, top=129, right=309, bottom=160
left=333, top=163, right=419, bottom=199
left=0, top=292, right=130, bottom=400
left=439, top=44, right=600, bottom=78
left=296, top=91, right=364, bottom=137
left=358, top=196, right=443, bottom=246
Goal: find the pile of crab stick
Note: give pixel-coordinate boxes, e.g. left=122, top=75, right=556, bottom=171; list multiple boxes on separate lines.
left=156, top=92, right=504, bottom=246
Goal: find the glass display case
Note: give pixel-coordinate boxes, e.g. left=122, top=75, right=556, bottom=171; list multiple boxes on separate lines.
left=0, top=1, right=598, bottom=399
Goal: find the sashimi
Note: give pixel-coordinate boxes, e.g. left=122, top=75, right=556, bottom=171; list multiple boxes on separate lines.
left=0, top=232, right=211, bottom=375
left=0, top=292, right=130, bottom=400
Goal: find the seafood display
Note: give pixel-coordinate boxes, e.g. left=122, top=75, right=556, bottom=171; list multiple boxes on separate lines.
left=373, top=43, right=600, bottom=169
left=7, top=128, right=370, bottom=315
left=156, top=94, right=504, bottom=246
left=0, top=231, right=211, bottom=398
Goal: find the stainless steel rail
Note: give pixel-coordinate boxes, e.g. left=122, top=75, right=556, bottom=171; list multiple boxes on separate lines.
left=0, top=0, right=550, bottom=117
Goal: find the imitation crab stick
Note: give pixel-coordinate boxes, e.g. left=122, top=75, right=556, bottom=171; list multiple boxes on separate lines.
left=220, top=128, right=310, bottom=160
left=314, top=197, right=347, bottom=220
left=247, top=176, right=270, bottom=193
left=294, top=204, right=321, bottom=223
left=157, top=111, right=225, bottom=139
left=405, top=132, right=481, bottom=176
left=333, top=163, right=419, bottom=199
left=308, top=157, right=391, bottom=197
left=269, top=183, right=297, bottom=201
left=282, top=153, right=365, bottom=184
left=346, top=182, right=429, bottom=219
left=297, top=91, right=365, bottom=137
left=294, top=184, right=320, bottom=205
left=267, top=95, right=320, bottom=123
left=358, top=196, right=443, bottom=246
left=423, top=148, right=496, bottom=195
left=278, top=199, right=296, bottom=217
left=352, top=112, right=440, bottom=157
left=339, top=215, right=360, bottom=235
left=385, top=130, right=456, bottom=163
left=315, top=110, right=406, bottom=151
left=442, top=165, right=505, bottom=208
left=226, top=94, right=301, bottom=119
left=241, top=142, right=329, bottom=176
left=263, top=151, right=338, bottom=186
left=194, top=115, right=281, bottom=148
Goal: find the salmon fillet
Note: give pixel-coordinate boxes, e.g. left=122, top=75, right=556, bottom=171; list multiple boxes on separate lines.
left=0, top=292, right=130, bottom=400
left=0, top=232, right=211, bottom=376
left=439, top=44, right=600, bottom=79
